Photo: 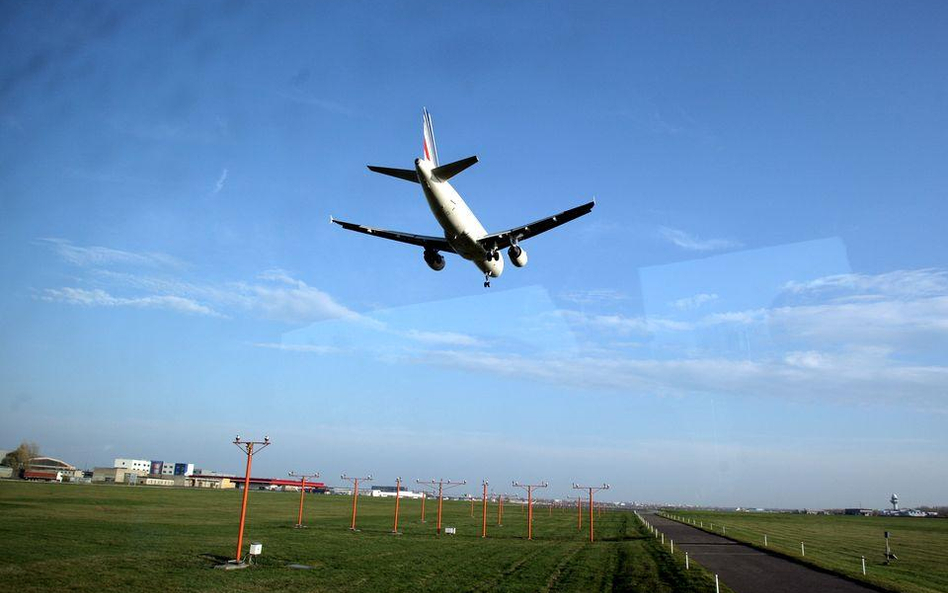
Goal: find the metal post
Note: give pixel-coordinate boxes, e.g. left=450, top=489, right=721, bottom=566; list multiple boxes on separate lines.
left=715, top=574, right=720, bottom=593
left=416, top=479, right=466, bottom=535
left=481, top=480, right=488, bottom=537
left=801, top=542, right=805, bottom=556
left=232, top=435, right=270, bottom=563
left=437, top=482, right=444, bottom=533
left=862, top=555, right=866, bottom=575
left=351, top=478, right=359, bottom=529
left=671, top=539, right=674, bottom=553
left=686, top=551, right=690, bottom=570
left=341, top=474, right=372, bottom=531
left=527, top=486, right=533, bottom=539
left=513, top=481, right=548, bottom=541
left=289, top=471, right=319, bottom=528
left=297, top=474, right=305, bottom=526
left=392, top=477, right=402, bottom=534
left=236, top=442, right=253, bottom=561
left=421, top=491, right=427, bottom=523
left=573, top=483, right=609, bottom=543
left=764, top=534, right=768, bottom=546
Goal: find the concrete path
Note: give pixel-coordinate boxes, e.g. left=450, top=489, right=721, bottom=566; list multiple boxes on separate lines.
left=645, top=513, right=881, bottom=593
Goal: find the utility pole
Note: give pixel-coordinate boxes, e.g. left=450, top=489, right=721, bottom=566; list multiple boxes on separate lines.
left=392, top=477, right=403, bottom=534
left=231, top=435, right=270, bottom=564
left=512, top=480, right=548, bottom=540
left=567, top=495, right=583, bottom=530
left=340, top=473, right=372, bottom=531
left=572, top=483, right=609, bottom=543
left=481, top=480, right=489, bottom=538
left=416, top=479, right=466, bottom=534
left=288, top=471, right=319, bottom=528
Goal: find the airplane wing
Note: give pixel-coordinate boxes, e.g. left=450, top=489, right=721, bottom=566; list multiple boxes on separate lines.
left=478, top=200, right=595, bottom=251
left=330, top=217, right=456, bottom=253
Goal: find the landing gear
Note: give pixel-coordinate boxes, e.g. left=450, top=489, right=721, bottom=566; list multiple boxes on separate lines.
left=484, top=274, right=491, bottom=288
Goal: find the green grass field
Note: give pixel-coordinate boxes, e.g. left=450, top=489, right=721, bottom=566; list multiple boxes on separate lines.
left=0, top=482, right=723, bottom=593
left=665, top=509, right=948, bottom=593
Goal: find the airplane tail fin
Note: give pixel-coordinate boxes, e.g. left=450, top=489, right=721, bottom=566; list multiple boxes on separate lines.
left=423, top=107, right=440, bottom=166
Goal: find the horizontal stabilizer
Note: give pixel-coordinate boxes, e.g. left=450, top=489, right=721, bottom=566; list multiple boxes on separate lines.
left=432, top=155, right=478, bottom=181
left=367, top=165, right=419, bottom=183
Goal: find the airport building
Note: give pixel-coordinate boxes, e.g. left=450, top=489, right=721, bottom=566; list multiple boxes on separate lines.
left=113, top=458, right=151, bottom=475
left=114, top=458, right=194, bottom=477
left=371, top=485, right=425, bottom=499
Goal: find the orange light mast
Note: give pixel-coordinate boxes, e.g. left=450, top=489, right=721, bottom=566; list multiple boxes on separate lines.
left=232, top=435, right=270, bottom=563
left=572, top=483, right=610, bottom=543
left=512, top=480, right=548, bottom=541
left=288, top=471, right=320, bottom=528
left=340, top=473, right=372, bottom=531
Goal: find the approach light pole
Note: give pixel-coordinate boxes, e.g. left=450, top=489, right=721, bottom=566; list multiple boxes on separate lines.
left=232, top=435, right=270, bottom=563
left=416, top=479, right=466, bottom=534
left=497, top=492, right=505, bottom=526
left=573, top=483, right=610, bottom=543
left=481, top=480, right=489, bottom=538
left=392, top=477, right=403, bottom=534
left=341, top=473, right=372, bottom=531
left=288, top=471, right=320, bottom=528
left=512, top=481, right=548, bottom=540
left=567, top=495, right=583, bottom=530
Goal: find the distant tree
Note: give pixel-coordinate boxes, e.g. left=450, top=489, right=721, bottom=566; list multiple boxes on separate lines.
left=1, top=441, right=40, bottom=477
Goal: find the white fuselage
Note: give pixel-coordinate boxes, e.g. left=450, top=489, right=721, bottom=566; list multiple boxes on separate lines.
left=415, top=158, right=504, bottom=277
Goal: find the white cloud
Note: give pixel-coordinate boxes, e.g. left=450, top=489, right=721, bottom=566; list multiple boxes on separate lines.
left=421, top=348, right=948, bottom=410
left=671, top=293, right=719, bottom=310
left=253, top=342, right=339, bottom=354
left=38, top=238, right=180, bottom=268
left=558, top=289, right=629, bottom=305
left=783, top=269, right=948, bottom=300
left=768, top=297, right=948, bottom=346
left=404, top=329, right=482, bottom=347
left=213, top=168, right=228, bottom=194
left=41, top=287, right=221, bottom=317
left=558, top=310, right=692, bottom=335
left=658, top=226, right=741, bottom=252
left=236, top=270, right=360, bottom=324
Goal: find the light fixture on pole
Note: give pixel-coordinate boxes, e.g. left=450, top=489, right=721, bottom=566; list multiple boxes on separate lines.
left=288, top=471, right=319, bottom=529
left=228, top=435, right=270, bottom=567
left=512, top=480, right=548, bottom=540
left=340, top=473, right=372, bottom=531
left=572, top=483, right=610, bottom=543
left=416, top=478, right=466, bottom=534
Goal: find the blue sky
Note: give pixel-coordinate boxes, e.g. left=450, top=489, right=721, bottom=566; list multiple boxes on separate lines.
left=1, top=1, right=947, bottom=508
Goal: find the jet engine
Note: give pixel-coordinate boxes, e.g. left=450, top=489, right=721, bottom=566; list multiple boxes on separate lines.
left=423, top=249, right=445, bottom=271
left=508, top=245, right=528, bottom=268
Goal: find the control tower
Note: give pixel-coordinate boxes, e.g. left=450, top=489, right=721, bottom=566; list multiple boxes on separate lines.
left=890, top=493, right=899, bottom=512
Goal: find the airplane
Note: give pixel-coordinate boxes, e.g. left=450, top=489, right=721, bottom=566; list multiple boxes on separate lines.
left=331, top=108, right=595, bottom=287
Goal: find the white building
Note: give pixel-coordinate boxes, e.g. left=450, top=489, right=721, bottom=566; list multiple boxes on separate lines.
left=113, top=458, right=150, bottom=475
left=115, top=458, right=194, bottom=477
left=371, top=486, right=425, bottom=499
